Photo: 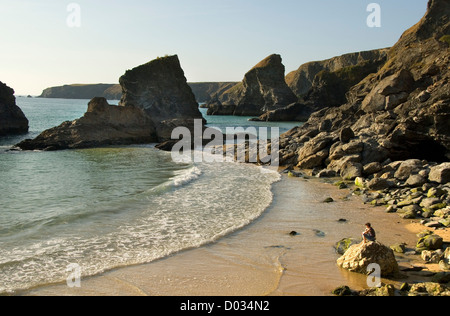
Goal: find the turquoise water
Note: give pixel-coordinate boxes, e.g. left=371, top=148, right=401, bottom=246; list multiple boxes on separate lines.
left=0, top=98, right=300, bottom=294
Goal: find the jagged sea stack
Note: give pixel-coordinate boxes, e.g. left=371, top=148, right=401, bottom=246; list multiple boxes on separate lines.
left=207, top=54, right=298, bottom=116
left=119, top=55, right=204, bottom=141
left=0, top=81, right=29, bottom=136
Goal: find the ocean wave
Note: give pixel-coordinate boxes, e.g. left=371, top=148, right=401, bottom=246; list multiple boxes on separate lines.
left=172, top=166, right=202, bottom=187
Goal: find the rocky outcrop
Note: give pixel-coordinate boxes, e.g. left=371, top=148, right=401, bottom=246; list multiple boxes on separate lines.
left=119, top=55, right=204, bottom=141
left=17, top=97, right=156, bottom=150
left=207, top=54, right=298, bottom=116
left=17, top=55, right=204, bottom=150
left=278, top=0, right=450, bottom=173
left=253, top=49, right=389, bottom=122
left=0, top=81, right=29, bottom=136
left=337, top=241, right=399, bottom=277
left=286, top=49, right=389, bottom=99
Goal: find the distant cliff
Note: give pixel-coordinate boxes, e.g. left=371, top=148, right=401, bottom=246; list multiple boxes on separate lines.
left=39, top=84, right=122, bottom=100
left=39, top=82, right=238, bottom=103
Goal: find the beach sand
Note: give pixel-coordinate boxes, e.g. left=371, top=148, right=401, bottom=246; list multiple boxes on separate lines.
left=23, top=175, right=447, bottom=296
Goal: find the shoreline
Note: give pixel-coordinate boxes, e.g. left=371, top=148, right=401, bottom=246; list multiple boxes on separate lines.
left=22, top=174, right=443, bottom=296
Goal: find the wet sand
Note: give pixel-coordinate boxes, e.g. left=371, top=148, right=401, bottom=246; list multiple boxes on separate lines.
left=24, top=175, right=444, bottom=296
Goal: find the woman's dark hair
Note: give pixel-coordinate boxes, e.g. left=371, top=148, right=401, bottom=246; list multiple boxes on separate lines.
left=365, top=223, right=372, bottom=227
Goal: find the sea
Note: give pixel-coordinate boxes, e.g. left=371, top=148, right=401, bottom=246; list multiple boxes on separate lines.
left=0, top=97, right=300, bottom=294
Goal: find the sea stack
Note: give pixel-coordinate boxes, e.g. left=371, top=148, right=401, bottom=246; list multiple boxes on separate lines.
left=16, top=55, right=204, bottom=150
left=119, top=55, right=204, bottom=141
left=0, top=81, right=29, bottom=136
left=207, top=54, right=298, bottom=116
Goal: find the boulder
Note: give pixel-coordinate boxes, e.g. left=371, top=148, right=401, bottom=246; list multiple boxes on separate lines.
left=337, top=241, right=399, bottom=277
left=340, top=162, right=363, bottom=180
left=339, top=127, right=355, bottom=143
left=0, top=81, right=29, bottom=136
left=429, top=163, right=450, bottom=184
left=361, top=69, right=415, bottom=113
left=416, top=233, right=444, bottom=251
left=406, top=174, right=427, bottom=187
left=394, top=159, right=423, bottom=180
left=367, top=178, right=394, bottom=191
left=363, top=162, right=383, bottom=176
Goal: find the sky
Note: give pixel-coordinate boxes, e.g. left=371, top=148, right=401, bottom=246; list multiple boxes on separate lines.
left=0, top=0, right=428, bottom=95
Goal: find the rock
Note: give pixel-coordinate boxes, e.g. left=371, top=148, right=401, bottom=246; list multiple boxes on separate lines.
left=367, top=178, right=393, bottom=191
left=363, top=162, right=383, bottom=176
left=409, top=282, right=450, bottom=296
left=339, top=127, right=355, bottom=143
left=0, top=81, right=29, bottom=136
left=17, top=98, right=157, bottom=150
left=394, top=159, right=423, bottom=180
left=361, top=69, right=415, bottom=113
left=297, top=149, right=328, bottom=169
left=416, top=234, right=444, bottom=251
left=431, top=272, right=450, bottom=284
left=359, top=284, right=396, bottom=297
left=391, top=243, right=407, bottom=254
left=316, top=169, right=337, bottom=178
left=420, top=197, right=442, bottom=208
left=323, top=197, right=334, bottom=203
left=421, top=250, right=443, bottom=263
left=340, top=162, right=363, bottom=180
left=428, top=163, right=450, bottom=184
left=406, top=174, right=427, bottom=187
left=332, top=285, right=352, bottom=296
left=208, top=54, right=298, bottom=116
left=119, top=55, right=204, bottom=141
left=355, top=177, right=365, bottom=188
left=427, top=187, right=446, bottom=198
left=337, top=241, right=399, bottom=276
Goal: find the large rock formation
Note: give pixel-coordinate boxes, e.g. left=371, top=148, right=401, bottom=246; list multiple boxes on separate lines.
left=207, top=54, right=298, bottom=116
left=253, top=49, right=389, bottom=122
left=17, top=97, right=156, bottom=150
left=119, top=55, right=204, bottom=141
left=278, top=0, right=450, bottom=172
left=0, top=81, right=29, bottom=136
left=17, top=55, right=204, bottom=150
left=286, top=49, right=389, bottom=100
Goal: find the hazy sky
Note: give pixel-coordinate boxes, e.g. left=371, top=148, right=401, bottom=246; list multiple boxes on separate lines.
left=0, top=0, right=428, bottom=95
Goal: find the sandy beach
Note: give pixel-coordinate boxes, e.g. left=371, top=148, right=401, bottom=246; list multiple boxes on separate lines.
left=21, top=173, right=449, bottom=297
